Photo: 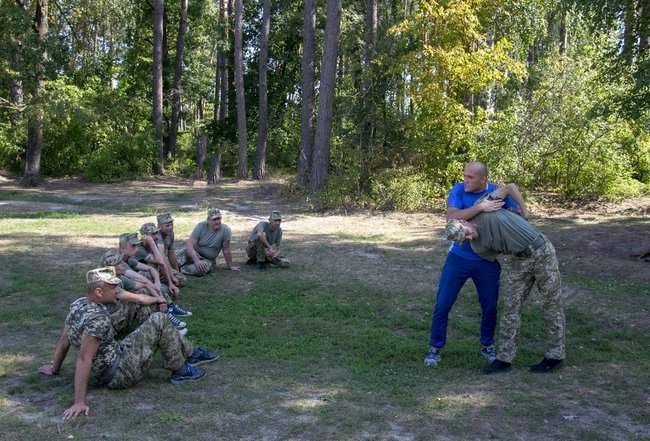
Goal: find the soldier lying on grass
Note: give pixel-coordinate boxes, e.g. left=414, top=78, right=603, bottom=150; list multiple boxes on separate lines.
left=39, top=267, right=220, bottom=420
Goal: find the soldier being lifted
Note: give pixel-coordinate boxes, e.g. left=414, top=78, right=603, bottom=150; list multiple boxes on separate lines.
left=446, top=184, right=566, bottom=374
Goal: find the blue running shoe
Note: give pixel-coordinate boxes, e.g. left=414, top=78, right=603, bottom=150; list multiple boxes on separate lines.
left=480, top=345, right=497, bottom=363
left=424, top=347, right=441, bottom=367
left=167, top=310, right=187, bottom=329
left=169, top=303, right=192, bottom=317
left=188, top=347, right=222, bottom=367
left=170, top=362, right=206, bottom=385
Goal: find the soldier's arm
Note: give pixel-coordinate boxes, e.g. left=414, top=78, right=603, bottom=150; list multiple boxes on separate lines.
left=39, top=325, right=71, bottom=376
left=117, top=289, right=165, bottom=306
left=447, top=199, right=504, bottom=220
left=168, top=249, right=180, bottom=271
left=490, top=184, right=528, bottom=218
left=222, top=240, right=240, bottom=271
left=133, top=262, right=162, bottom=291
left=256, top=229, right=272, bottom=249
left=63, top=334, right=100, bottom=420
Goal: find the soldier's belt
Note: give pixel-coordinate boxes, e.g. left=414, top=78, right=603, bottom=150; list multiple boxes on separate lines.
left=514, top=235, right=546, bottom=258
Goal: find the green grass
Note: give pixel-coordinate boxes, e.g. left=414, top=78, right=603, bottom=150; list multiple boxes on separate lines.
left=1, top=193, right=649, bottom=440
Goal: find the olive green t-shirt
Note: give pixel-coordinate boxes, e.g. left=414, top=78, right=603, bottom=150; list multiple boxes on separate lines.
left=470, top=206, right=541, bottom=262
left=190, top=221, right=232, bottom=260
left=249, top=221, right=282, bottom=247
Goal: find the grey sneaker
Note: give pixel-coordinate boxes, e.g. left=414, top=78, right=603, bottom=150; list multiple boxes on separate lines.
left=480, top=345, right=497, bottom=363
left=424, top=347, right=441, bottom=367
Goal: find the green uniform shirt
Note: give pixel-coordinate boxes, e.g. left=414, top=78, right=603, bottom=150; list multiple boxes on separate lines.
left=248, top=221, right=282, bottom=247
left=190, top=221, right=232, bottom=260
left=65, top=297, right=120, bottom=385
left=470, top=202, right=541, bottom=262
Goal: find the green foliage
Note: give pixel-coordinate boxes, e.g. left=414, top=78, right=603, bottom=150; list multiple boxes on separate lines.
left=370, top=168, right=443, bottom=211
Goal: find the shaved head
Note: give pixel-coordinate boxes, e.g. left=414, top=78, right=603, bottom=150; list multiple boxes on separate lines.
left=465, top=161, right=488, bottom=179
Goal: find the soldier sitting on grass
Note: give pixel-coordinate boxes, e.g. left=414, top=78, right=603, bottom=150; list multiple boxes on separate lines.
left=155, top=213, right=186, bottom=287
left=117, top=234, right=191, bottom=331
left=445, top=183, right=565, bottom=374
left=138, top=223, right=181, bottom=295
left=177, top=208, right=240, bottom=276
left=246, top=210, right=289, bottom=270
left=39, top=267, right=220, bottom=420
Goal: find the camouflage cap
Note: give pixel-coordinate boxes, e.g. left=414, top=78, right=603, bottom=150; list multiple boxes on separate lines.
left=157, top=212, right=173, bottom=225
left=86, top=267, right=121, bottom=285
left=101, top=249, right=124, bottom=266
left=207, top=208, right=222, bottom=220
left=446, top=219, right=466, bottom=242
left=140, top=222, right=159, bottom=235
left=119, top=232, right=141, bottom=246
left=269, top=210, right=282, bottom=221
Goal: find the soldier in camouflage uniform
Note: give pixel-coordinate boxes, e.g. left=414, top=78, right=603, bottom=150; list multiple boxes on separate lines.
left=246, top=210, right=289, bottom=270
left=101, top=249, right=192, bottom=332
left=177, top=208, right=240, bottom=276
left=139, top=223, right=181, bottom=295
left=39, top=267, right=220, bottom=420
left=156, top=212, right=187, bottom=287
left=446, top=184, right=565, bottom=374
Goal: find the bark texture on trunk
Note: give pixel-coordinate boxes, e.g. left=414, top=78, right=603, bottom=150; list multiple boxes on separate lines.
left=253, top=0, right=271, bottom=180
left=310, top=0, right=341, bottom=194
left=153, top=0, right=165, bottom=175
left=298, top=0, right=316, bottom=186
left=234, top=0, right=248, bottom=178
left=167, top=0, right=188, bottom=158
left=22, top=0, right=49, bottom=186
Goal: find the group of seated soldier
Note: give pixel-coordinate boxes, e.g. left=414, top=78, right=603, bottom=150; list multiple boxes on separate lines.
left=39, top=208, right=289, bottom=419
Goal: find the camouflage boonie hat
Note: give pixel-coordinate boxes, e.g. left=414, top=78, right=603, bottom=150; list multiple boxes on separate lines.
left=269, top=210, right=282, bottom=221
left=157, top=212, right=173, bottom=225
left=101, top=249, right=124, bottom=266
left=140, top=222, right=159, bottom=235
left=207, top=208, right=222, bottom=220
left=446, top=219, right=466, bottom=242
left=119, top=232, right=141, bottom=246
left=86, top=267, right=121, bottom=285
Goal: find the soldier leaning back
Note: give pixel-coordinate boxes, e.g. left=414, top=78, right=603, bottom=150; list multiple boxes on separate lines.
left=39, top=267, right=220, bottom=420
left=446, top=184, right=566, bottom=374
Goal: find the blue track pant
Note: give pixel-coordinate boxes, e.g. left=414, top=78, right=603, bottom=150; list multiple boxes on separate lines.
left=429, top=252, right=501, bottom=349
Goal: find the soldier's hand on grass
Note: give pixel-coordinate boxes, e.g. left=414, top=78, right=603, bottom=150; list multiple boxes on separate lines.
left=63, top=402, right=89, bottom=420
left=478, top=198, right=504, bottom=213
left=196, top=260, right=210, bottom=273
left=169, top=284, right=179, bottom=296
left=38, top=364, right=57, bottom=376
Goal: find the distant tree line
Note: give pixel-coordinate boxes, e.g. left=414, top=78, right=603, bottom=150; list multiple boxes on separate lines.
left=0, top=0, right=648, bottom=206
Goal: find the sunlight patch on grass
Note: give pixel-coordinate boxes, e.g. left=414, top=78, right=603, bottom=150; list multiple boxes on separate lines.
left=423, top=391, right=495, bottom=416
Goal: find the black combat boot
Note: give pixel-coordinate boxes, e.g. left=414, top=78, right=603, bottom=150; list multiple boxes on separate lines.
left=529, top=357, right=564, bottom=373
left=483, top=359, right=512, bottom=375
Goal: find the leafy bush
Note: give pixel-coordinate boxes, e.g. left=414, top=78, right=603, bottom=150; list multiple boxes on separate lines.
left=370, top=168, right=444, bottom=211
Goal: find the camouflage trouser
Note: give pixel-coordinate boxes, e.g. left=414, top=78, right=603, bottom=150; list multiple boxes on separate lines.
left=497, top=238, right=566, bottom=363
left=110, top=301, right=156, bottom=334
left=246, top=240, right=290, bottom=267
left=176, top=248, right=214, bottom=276
left=107, top=312, right=193, bottom=389
left=173, top=269, right=187, bottom=287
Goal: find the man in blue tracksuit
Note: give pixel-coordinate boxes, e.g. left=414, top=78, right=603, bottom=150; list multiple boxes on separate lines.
left=424, top=161, right=521, bottom=367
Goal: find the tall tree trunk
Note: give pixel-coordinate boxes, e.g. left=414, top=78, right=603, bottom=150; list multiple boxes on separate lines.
left=219, top=0, right=231, bottom=123
left=196, top=129, right=207, bottom=179
left=207, top=151, right=222, bottom=184
left=167, top=0, right=188, bottom=158
left=623, top=0, right=638, bottom=65
left=559, top=10, right=568, bottom=54
left=22, top=0, right=48, bottom=187
left=10, top=0, right=26, bottom=125
left=639, top=2, right=649, bottom=52
left=153, top=0, right=165, bottom=175
left=298, top=0, right=316, bottom=186
left=359, top=0, right=377, bottom=192
left=234, top=0, right=247, bottom=178
left=253, top=0, right=271, bottom=180
left=310, top=0, right=341, bottom=194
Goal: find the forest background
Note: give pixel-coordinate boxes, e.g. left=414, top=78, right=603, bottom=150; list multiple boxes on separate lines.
left=1, top=0, right=649, bottom=210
